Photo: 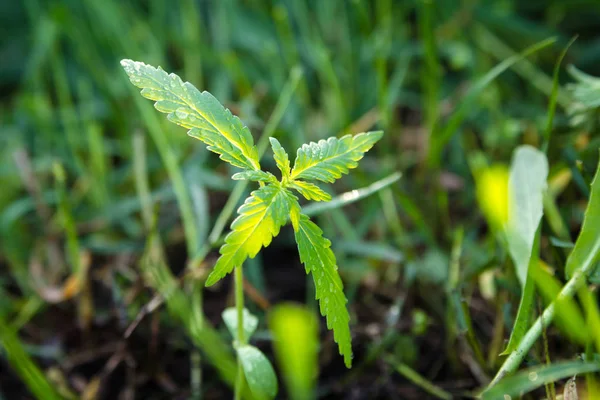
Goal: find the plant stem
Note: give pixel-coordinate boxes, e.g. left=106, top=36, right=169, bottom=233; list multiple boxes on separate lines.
left=488, top=261, right=596, bottom=388
left=234, top=264, right=245, bottom=400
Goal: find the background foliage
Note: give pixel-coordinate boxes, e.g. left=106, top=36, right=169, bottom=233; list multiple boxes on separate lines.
left=1, top=0, right=600, bottom=398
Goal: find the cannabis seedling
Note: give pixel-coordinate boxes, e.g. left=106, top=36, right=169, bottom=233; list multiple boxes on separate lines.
left=121, top=59, right=381, bottom=395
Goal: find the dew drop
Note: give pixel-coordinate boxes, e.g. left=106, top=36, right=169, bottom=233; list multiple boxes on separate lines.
left=528, top=372, right=538, bottom=381
left=175, top=108, right=189, bottom=119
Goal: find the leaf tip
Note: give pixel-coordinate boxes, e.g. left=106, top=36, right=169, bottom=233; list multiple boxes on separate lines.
left=344, top=356, right=352, bottom=368
left=205, top=273, right=219, bottom=287
left=369, top=130, right=384, bottom=138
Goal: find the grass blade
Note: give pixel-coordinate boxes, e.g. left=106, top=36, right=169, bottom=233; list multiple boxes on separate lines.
left=490, top=157, right=600, bottom=386
left=0, top=317, right=63, bottom=400
left=303, top=172, right=401, bottom=216
left=483, top=361, right=600, bottom=399
left=427, top=37, right=556, bottom=167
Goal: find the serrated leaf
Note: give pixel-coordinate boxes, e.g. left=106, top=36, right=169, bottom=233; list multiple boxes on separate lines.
left=232, top=170, right=277, bottom=184
left=121, top=59, right=260, bottom=171
left=206, top=184, right=295, bottom=286
left=222, top=308, right=259, bottom=342
left=291, top=213, right=352, bottom=368
left=291, top=131, right=383, bottom=183
left=269, top=137, right=291, bottom=180
left=289, top=180, right=332, bottom=202
left=236, top=345, right=278, bottom=400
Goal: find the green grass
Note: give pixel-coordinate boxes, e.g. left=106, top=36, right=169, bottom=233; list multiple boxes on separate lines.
left=2, top=0, right=600, bottom=398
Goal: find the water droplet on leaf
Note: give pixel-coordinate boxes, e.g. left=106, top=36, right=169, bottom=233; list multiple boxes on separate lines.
left=175, top=108, right=189, bottom=119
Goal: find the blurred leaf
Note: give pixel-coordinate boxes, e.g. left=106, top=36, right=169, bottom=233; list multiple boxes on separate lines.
left=270, top=304, right=318, bottom=400
left=507, top=145, right=548, bottom=287
left=236, top=345, right=278, bottom=400
left=336, top=240, right=403, bottom=264
left=530, top=262, right=587, bottom=345
left=303, top=172, right=402, bottom=216
left=578, top=285, right=600, bottom=354
left=413, top=249, right=448, bottom=285
left=567, top=65, right=600, bottom=128
left=482, top=361, right=600, bottom=400
left=428, top=37, right=556, bottom=165
left=502, top=145, right=548, bottom=355
left=222, top=308, right=258, bottom=343
left=476, top=165, right=509, bottom=230
left=565, top=157, right=600, bottom=278
left=0, top=317, right=63, bottom=400
left=501, top=270, right=535, bottom=355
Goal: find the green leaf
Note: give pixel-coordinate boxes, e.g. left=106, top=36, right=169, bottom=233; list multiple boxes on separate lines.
left=269, top=137, right=291, bottom=180
left=206, top=184, right=295, bottom=286
left=0, top=317, right=64, bottom=400
left=269, top=304, right=319, bottom=400
left=501, top=262, right=536, bottom=356
left=237, top=345, right=278, bottom=400
left=291, top=213, right=353, bottom=367
left=232, top=170, right=277, bottom=184
left=120, top=59, right=260, bottom=171
left=507, top=145, right=548, bottom=287
left=291, top=131, right=383, bottom=183
left=482, top=361, right=600, bottom=400
left=502, top=145, right=548, bottom=355
left=530, top=262, right=587, bottom=345
left=288, top=180, right=332, bottom=202
left=222, top=307, right=259, bottom=342
left=565, top=156, right=600, bottom=278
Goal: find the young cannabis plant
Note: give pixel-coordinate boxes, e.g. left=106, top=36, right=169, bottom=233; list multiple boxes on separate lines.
left=121, top=60, right=382, bottom=370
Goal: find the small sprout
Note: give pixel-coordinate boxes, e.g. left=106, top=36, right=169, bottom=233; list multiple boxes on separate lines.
left=121, top=59, right=382, bottom=375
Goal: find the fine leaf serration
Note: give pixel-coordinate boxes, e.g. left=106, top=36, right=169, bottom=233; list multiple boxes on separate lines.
left=269, top=137, right=291, bottom=180
left=291, top=131, right=383, bottom=183
left=120, top=59, right=260, bottom=171
left=288, top=180, right=332, bottom=202
left=205, top=184, right=294, bottom=286
left=292, top=212, right=353, bottom=367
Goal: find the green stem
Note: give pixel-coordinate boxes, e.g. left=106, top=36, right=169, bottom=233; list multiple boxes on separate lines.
left=234, top=264, right=246, bottom=400
left=488, top=260, right=596, bottom=388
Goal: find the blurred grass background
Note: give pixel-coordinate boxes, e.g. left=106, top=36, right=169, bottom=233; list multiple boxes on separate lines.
left=1, top=0, right=600, bottom=398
